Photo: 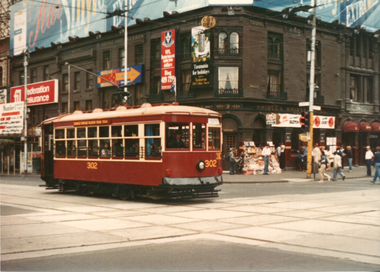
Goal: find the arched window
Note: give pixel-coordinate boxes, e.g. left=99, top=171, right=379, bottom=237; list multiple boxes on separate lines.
left=267, top=33, right=283, bottom=62
left=218, top=32, right=228, bottom=54
left=230, top=32, right=239, bottom=54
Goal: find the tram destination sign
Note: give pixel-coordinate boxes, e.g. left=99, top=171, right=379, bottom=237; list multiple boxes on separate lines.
left=0, top=102, right=24, bottom=135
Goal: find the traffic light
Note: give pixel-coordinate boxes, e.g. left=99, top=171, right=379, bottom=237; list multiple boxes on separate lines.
left=300, top=112, right=310, bottom=129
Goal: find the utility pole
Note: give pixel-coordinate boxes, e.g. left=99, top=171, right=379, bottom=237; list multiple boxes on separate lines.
left=124, top=0, right=128, bottom=103
left=68, top=63, right=70, bottom=113
left=306, top=1, right=317, bottom=178
left=23, top=49, right=30, bottom=175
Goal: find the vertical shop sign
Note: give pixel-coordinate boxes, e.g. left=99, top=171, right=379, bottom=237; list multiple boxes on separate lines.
left=191, top=26, right=212, bottom=88
left=161, top=29, right=176, bottom=91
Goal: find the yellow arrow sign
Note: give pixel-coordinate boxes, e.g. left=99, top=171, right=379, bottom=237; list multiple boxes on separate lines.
left=127, top=67, right=141, bottom=84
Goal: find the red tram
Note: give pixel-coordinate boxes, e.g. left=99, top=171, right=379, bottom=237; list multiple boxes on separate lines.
left=40, top=103, right=223, bottom=199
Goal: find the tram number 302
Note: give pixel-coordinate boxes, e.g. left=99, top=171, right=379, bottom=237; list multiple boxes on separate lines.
left=87, top=162, right=98, bottom=170
left=205, top=160, right=217, bottom=168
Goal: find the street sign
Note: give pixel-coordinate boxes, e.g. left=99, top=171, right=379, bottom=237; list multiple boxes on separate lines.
left=298, top=102, right=321, bottom=111
left=299, top=133, right=310, bottom=141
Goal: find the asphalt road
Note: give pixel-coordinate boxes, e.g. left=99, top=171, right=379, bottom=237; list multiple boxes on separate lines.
left=1, top=175, right=380, bottom=271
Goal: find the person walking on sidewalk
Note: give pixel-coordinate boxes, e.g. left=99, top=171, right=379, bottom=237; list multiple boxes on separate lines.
left=262, top=144, right=271, bottom=175
left=333, top=151, right=346, bottom=181
left=229, top=148, right=237, bottom=175
left=370, top=146, right=380, bottom=184
left=365, top=146, right=374, bottom=176
left=346, top=146, right=353, bottom=172
left=318, top=151, right=331, bottom=183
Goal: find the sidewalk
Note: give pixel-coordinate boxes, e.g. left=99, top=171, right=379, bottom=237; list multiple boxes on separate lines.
left=223, top=166, right=370, bottom=183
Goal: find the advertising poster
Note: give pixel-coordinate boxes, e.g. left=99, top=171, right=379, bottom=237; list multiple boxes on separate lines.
left=0, top=102, right=24, bottom=135
left=97, top=65, right=143, bottom=88
left=161, top=29, right=176, bottom=91
left=10, top=79, right=59, bottom=106
left=191, top=26, right=212, bottom=88
left=272, top=113, right=335, bottom=129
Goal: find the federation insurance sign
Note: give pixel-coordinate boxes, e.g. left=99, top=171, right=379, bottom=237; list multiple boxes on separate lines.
left=0, top=102, right=24, bottom=135
left=10, top=79, right=58, bottom=106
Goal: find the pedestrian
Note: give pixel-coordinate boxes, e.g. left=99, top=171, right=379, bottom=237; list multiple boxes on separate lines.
left=346, top=146, right=353, bottom=172
left=280, top=143, right=286, bottom=170
left=229, top=148, right=237, bottom=175
left=295, top=151, right=305, bottom=171
left=333, top=151, right=346, bottom=181
left=312, top=144, right=321, bottom=163
left=324, top=147, right=332, bottom=170
left=262, top=143, right=271, bottom=175
left=340, top=146, right=346, bottom=170
left=365, top=146, right=374, bottom=176
left=302, top=145, right=308, bottom=166
left=276, top=144, right=281, bottom=168
left=370, top=146, right=380, bottom=184
left=318, top=151, right=331, bottom=183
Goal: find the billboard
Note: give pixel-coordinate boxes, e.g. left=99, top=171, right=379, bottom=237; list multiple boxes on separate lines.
left=10, top=79, right=59, bottom=106
left=0, top=102, right=24, bottom=135
left=10, top=0, right=380, bottom=55
left=191, top=26, right=212, bottom=88
left=97, top=65, right=143, bottom=88
left=161, top=30, right=176, bottom=91
left=271, top=113, right=335, bottom=129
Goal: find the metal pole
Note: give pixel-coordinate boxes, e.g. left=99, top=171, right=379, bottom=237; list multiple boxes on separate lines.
left=68, top=64, right=70, bottom=113
left=124, top=5, right=128, bottom=104
left=306, top=2, right=316, bottom=178
left=23, top=50, right=28, bottom=175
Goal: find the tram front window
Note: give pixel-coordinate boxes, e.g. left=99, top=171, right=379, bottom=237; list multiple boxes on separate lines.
left=166, top=123, right=189, bottom=149
left=208, top=127, right=221, bottom=149
left=193, top=123, right=206, bottom=149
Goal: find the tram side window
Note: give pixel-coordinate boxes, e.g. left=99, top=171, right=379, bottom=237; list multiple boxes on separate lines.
left=145, top=124, right=160, bottom=136
left=146, top=138, right=161, bottom=158
left=193, top=123, right=206, bottom=149
left=67, top=128, right=75, bottom=138
left=125, top=139, right=139, bottom=158
left=112, top=139, right=123, bottom=158
left=99, top=126, right=109, bottom=137
left=208, top=128, right=221, bottom=149
left=112, top=126, right=122, bottom=137
left=166, top=123, right=189, bottom=149
left=77, top=128, right=86, bottom=138
left=125, top=125, right=138, bottom=136
left=100, top=139, right=110, bottom=157
left=67, top=140, right=76, bottom=157
left=55, top=129, right=64, bottom=139
left=56, top=141, right=66, bottom=157
left=88, top=127, right=97, bottom=138
left=78, top=140, right=87, bottom=157
left=88, top=140, right=99, bottom=157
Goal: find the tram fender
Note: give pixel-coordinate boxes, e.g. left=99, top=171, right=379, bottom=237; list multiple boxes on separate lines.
left=162, top=176, right=223, bottom=186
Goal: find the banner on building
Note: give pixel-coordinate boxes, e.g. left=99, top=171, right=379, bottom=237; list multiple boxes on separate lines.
left=10, top=79, right=59, bottom=106
left=0, top=89, right=7, bottom=104
left=271, top=113, right=335, bottom=129
left=97, top=65, right=143, bottom=88
left=0, top=102, right=24, bottom=135
left=191, top=26, right=212, bottom=88
left=161, top=29, right=176, bottom=91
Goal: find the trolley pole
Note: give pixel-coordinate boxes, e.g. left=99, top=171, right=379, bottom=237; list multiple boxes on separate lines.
left=306, top=2, right=317, bottom=178
left=23, top=49, right=30, bottom=175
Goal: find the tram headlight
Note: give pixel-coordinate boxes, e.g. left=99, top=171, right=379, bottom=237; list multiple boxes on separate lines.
left=196, top=160, right=205, bottom=172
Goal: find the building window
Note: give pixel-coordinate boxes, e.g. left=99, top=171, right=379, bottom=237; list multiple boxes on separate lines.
left=86, top=100, right=92, bottom=111
left=86, top=70, right=93, bottom=89
left=43, top=66, right=50, bottom=81
left=118, top=48, right=124, bottom=67
left=151, top=77, right=161, bottom=94
left=74, top=72, right=80, bottom=91
left=306, top=39, right=321, bottom=67
left=151, top=38, right=161, bottom=66
left=74, top=101, right=80, bottom=111
left=267, top=71, right=282, bottom=95
left=218, top=67, right=239, bottom=94
left=135, top=44, right=144, bottom=64
left=62, top=74, right=68, bottom=92
left=61, top=102, right=68, bottom=114
left=267, top=33, right=283, bottom=62
left=365, top=76, right=373, bottom=103
left=350, top=76, right=358, bottom=101
left=218, top=31, right=239, bottom=55
left=0, top=67, right=3, bottom=86
left=135, top=85, right=142, bottom=105
left=31, top=68, right=37, bottom=83
left=181, top=70, right=192, bottom=95
left=19, top=71, right=24, bottom=85
left=103, top=51, right=111, bottom=70
left=180, top=35, right=191, bottom=59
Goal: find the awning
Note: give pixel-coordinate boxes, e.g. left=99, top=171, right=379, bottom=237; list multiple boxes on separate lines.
left=342, top=121, right=359, bottom=132
left=359, top=122, right=372, bottom=132
left=371, top=122, right=380, bottom=133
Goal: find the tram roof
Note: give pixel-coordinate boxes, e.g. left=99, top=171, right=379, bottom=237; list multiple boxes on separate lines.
left=43, top=103, right=221, bottom=125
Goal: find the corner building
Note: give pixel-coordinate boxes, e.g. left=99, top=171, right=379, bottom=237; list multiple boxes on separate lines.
left=9, top=6, right=380, bottom=171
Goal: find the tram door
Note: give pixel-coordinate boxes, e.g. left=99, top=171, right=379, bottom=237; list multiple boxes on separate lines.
left=43, top=124, right=54, bottom=180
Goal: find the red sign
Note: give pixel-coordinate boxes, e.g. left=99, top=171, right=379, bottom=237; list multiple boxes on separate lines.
left=161, top=30, right=176, bottom=90
left=10, top=79, right=59, bottom=106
